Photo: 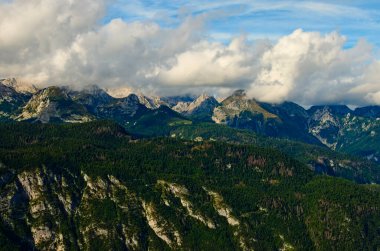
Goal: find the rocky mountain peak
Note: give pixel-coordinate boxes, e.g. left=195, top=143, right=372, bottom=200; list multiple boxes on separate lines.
left=0, top=78, right=38, bottom=94
left=67, top=85, right=113, bottom=107
left=172, top=93, right=219, bottom=115
left=193, top=93, right=217, bottom=106
left=196, top=93, right=211, bottom=102
left=16, top=86, right=92, bottom=123
left=135, top=93, right=163, bottom=109
left=105, top=88, right=165, bottom=109
left=125, top=93, right=141, bottom=103
left=214, top=90, right=278, bottom=122
left=212, top=90, right=278, bottom=126
left=307, top=105, right=350, bottom=150
left=0, top=81, right=18, bottom=97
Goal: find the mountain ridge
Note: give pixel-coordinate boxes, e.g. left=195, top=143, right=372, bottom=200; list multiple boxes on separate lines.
left=1, top=79, right=379, bottom=163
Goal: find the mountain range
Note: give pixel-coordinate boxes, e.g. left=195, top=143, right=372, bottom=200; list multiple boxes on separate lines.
left=1, top=78, right=380, bottom=250
left=1, top=78, right=379, bottom=164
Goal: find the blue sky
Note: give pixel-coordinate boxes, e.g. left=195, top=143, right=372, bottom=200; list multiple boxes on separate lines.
left=106, top=0, right=380, bottom=48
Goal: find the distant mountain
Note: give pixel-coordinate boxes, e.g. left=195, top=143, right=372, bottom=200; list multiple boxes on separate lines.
left=1, top=80, right=380, bottom=163
left=354, top=106, right=380, bottom=118
left=212, top=90, right=278, bottom=126
left=170, top=122, right=380, bottom=184
left=135, top=93, right=164, bottom=109
left=16, top=86, right=94, bottom=123
left=307, top=105, right=350, bottom=149
left=65, top=85, right=149, bottom=124
left=337, top=114, right=380, bottom=163
left=105, top=88, right=164, bottom=109
left=68, top=85, right=114, bottom=109
left=0, top=78, right=38, bottom=94
left=211, top=90, right=320, bottom=144
left=160, top=95, right=196, bottom=107
left=308, top=105, right=352, bottom=116
left=0, top=82, right=31, bottom=120
left=307, top=105, right=380, bottom=162
left=173, top=94, right=219, bottom=121
left=9, top=84, right=151, bottom=125
left=259, top=101, right=321, bottom=144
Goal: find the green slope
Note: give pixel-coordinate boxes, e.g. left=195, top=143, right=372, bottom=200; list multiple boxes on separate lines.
left=170, top=122, right=380, bottom=184
left=0, top=121, right=379, bottom=250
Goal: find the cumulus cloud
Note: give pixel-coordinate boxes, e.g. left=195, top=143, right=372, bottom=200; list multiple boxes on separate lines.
left=154, top=37, right=269, bottom=87
left=0, top=0, right=380, bottom=106
left=0, top=0, right=109, bottom=82
left=247, top=29, right=377, bottom=105
left=156, top=28, right=380, bottom=106
left=0, top=0, right=209, bottom=90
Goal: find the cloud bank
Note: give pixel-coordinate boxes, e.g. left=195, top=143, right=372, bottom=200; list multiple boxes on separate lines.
left=0, top=0, right=380, bottom=106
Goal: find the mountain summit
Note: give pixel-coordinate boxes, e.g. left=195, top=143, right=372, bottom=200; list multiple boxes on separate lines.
left=0, top=78, right=38, bottom=94
left=173, top=93, right=219, bottom=116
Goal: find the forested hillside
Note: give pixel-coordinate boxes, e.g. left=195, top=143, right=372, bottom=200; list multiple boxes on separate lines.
left=0, top=122, right=379, bottom=250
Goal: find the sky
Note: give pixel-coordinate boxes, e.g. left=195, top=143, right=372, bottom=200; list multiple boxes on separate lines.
left=1, top=0, right=380, bottom=106
left=108, top=0, right=380, bottom=48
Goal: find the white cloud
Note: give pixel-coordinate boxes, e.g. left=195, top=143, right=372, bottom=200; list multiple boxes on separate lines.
left=247, top=29, right=379, bottom=106
left=154, top=28, right=380, bottom=106
left=153, top=37, right=268, bottom=87
left=0, top=0, right=380, bottom=106
left=0, top=0, right=108, bottom=82
left=366, top=91, right=380, bottom=104
left=358, top=61, right=380, bottom=104
left=0, top=0, right=206, bottom=89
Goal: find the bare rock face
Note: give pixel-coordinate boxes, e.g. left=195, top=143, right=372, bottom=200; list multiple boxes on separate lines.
left=106, top=87, right=165, bottom=109
left=307, top=105, right=380, bottom=162
left=13, top=168, right=74, bottom=250
left=77, top=174, right=150, bottom=250
left=0, top=78, right=38, bottom=94
left=173, top=94, right=219, bottom=116
left=142, top=201, right=182, bottom=248
left=0, top=79, right=32, bottom=119
left=172, top=101, right=189, bottom=113
left=212, top=90, right=278, bottom=125
left=136, top=93, right=164, bottom=109
left=0, top=162, right=265, bottom=250
left=16, top=86, right=94, bottom=123
left=308, top=106, right=343, bottom=149
left=157, top=180, right=216, bottom=229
